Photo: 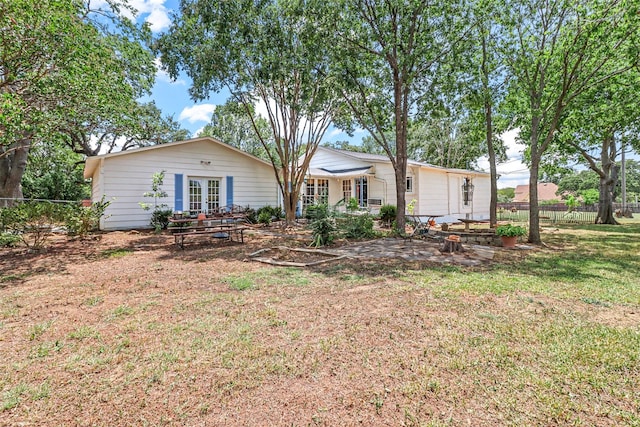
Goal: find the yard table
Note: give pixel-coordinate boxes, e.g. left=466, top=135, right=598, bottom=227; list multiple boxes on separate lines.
left=456, top=218, right=490, bottom=232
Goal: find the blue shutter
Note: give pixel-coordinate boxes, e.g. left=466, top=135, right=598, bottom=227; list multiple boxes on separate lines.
left=226, top=176, right=234, bottom=207
left=174, top=174, right=183, bottom=211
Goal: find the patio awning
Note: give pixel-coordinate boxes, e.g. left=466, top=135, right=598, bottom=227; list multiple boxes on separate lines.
left=307, top=166, right=373, bottom=178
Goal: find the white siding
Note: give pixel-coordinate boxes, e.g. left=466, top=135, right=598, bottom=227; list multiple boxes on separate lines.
left=94, top=139, right=278, bottom=230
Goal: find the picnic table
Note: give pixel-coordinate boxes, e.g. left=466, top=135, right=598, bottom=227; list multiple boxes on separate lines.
left=169, top=214, right=248, bottom=249
left=456, top=218, right=490, bottom=232
left=406, top=214, right=444, bottom=239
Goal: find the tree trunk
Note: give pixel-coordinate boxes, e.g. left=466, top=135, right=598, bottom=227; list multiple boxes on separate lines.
left=0, top=139, right=30, bottom=207
left=528, top=117, right=541, bottom=244
left=596, top=173, right=618, bottom=224
left=393, top=77, right=408, bottom=231
left=284, top=188, right=298, bottom=225
left=481, top=31, right=498, bottom=228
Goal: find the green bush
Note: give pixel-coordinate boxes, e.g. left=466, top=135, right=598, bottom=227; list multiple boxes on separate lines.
left=0, top=201, right=67, bottom=250
left=346, top=197, right=359, bottom=212
left=258, top=210, right=272, bottom=226
left=341, top=214, right=376, bottom=239
left=0, top=232, right=20, bottom=247
left=65, top=197, right=111, bottom=236
left=305, top=204, right=328, bottom=220
left=150, top=208, right=173, bottom=232
left=310, top=216, right=336, bottom=247
left=256, top=205, right=283, bottom=222
left=243, top=207, right=257, bottom=224
left=379, top=204, right=397, bottom=224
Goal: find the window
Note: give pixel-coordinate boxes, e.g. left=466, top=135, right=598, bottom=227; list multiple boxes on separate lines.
left=303, top=178, right=329, bottom=207
left=355, top=176, right=368, bottom=207
left=317, top=179, right=329, bottom=204
left=406, top=176, right=414, bottom=193
left=342, top=179, right=352, bottom=203
left=189, top=178, right=220, bottom=213
left=303, top=179, right=316, bottom=207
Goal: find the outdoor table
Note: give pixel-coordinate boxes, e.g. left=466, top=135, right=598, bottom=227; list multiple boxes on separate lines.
left=168, top=214, right=248, bottom=248
left=456, top=218, right=490, bottom=232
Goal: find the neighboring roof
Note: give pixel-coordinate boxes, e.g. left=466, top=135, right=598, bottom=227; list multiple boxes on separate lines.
left=308, top=166, right=374, bottom=178
left=513, top=183, right=559, bottom=202
left=83, top=136, right=272, bottom=179
left=316, top=146, right=490, bottom=177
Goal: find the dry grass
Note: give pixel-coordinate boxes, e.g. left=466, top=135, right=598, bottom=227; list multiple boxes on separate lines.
left=0, top=225, right=639, bottom=426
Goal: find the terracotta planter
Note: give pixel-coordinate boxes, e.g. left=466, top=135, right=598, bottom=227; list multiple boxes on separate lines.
left=500, top=235, right=518, bottom=248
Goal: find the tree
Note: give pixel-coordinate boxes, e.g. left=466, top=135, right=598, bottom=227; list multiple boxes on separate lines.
left=21, top=140, right=89, bottom=201
left=503, top=0, right=639, bottom=242
left=64, top=101, right=190, bottom=157
left=455, top=0, right=511, bottom=227
left=157, top=0, right=341, bottom=224
left=554, top=69, right=640, bottom=224
left=199, top=101, right=271, bottom=161
left=328, top=0, right=470, bottom=230
left=408, top=115, right=487, bottom=170
left=557, top=169, right=600, bottom=195
left=0, top=0, right=155, bottom=205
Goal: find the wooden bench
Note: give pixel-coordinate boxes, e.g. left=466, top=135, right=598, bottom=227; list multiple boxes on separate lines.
left=172, top=225, right=247, bottom=249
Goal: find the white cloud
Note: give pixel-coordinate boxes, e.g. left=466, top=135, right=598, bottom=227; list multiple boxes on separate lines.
left=106, top=0, right=171, bottom=33
left=145, top=6, right=171, bottom=33
left=178, top=104, right=216, bottom=124
left=328, top=128, right=344, bottom=138
left=477, top=128, right=530, bottom=189
left=193, top=126, right=206, bottom=137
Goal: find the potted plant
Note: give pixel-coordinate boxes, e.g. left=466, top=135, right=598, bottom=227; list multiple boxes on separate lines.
left=495, top=224, right=526, bottom=248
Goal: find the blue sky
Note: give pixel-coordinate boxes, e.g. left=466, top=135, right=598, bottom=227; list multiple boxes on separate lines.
left=124, top=0, right=529, bottom=188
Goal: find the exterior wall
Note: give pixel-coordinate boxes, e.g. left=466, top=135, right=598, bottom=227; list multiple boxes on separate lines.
left=416, top=169, right=491, bottom=223
left=94, top=140, right=278, bottom=230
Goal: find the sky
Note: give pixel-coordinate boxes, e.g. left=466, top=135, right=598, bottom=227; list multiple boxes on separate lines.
left=127, top=0, right=531, bottom=189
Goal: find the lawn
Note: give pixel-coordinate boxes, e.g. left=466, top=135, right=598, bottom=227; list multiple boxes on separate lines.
left=1, top=223, right=639, bottom=426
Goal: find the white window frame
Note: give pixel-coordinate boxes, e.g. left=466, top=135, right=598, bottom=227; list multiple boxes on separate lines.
left=188, top=177, right=221, bottom=213
left=406, top=176, right=414, bottom=193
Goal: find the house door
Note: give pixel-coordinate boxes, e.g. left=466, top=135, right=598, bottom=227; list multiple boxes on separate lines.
left=355, top=177, right=368, bottom=207
left=188, top=178, right=220, bottom=213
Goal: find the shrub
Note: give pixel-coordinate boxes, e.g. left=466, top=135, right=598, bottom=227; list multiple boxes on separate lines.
left=150, top=208, right=173, bottom=232
left=244, top=207, right=257, bottom=224
left=65, top=197, right=111, bottom=236
left=310, top=216, right=336, bottom=247
left=346, top=197, right=359, bottom=212
left=256, top=205, right=283, bottom=222
left=0, top=232, right=20, bottom=247
left=305, top=204, right=328, bottom=220
left=258, top=210, right=272, bottom=226
left=379, top=204, right=397, bottom=225
left=0, top=201, right=67, bottom=250
left=341, top=214, right=376, bottom=239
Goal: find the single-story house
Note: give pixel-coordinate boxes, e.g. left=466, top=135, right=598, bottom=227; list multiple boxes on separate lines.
left=304, top=146, right=491, bottom=223
left=83, top=136, right=280, bottom=230
left=513, top=182, right=559, bottom=203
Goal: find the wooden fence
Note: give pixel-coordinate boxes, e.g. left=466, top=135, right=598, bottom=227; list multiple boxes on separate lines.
left=497, top=202, right=638, bottom=224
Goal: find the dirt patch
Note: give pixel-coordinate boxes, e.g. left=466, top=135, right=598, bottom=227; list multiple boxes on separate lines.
left=0, top=230, right=637, bottom=426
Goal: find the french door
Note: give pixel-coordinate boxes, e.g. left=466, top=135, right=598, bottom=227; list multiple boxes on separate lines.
left=188, top=178, right=220, bottom=213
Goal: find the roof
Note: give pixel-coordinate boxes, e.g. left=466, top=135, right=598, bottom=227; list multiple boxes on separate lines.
left=308, top=166, right=374, bottom=178
left=316, top=146, right=490, bottom=177
left=83, top=136, right=272, bottom=179
left=513, top=183, right=559, bottom=202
